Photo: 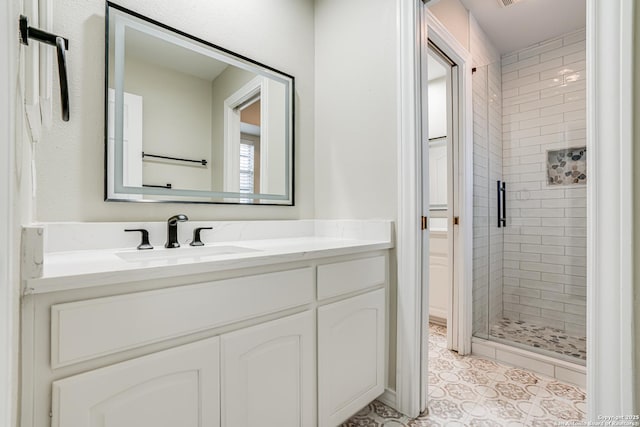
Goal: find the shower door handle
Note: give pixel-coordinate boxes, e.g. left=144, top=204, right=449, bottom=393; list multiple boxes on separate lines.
left=497, top=180, right=506, bottom=228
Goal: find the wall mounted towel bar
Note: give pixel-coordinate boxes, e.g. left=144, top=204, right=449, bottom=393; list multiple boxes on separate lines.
left=19, top=15, right=70, bottom=122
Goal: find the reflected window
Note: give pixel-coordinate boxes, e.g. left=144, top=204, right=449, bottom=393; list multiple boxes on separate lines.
left=239, top=141, right=255, bottom=193
left=238, top=97, right=261, bottom=201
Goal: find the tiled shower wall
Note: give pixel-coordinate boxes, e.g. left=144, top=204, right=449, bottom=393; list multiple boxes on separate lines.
left=500, top=29, right=587, bottom=337
left=471, top=16, right=503, bottom=337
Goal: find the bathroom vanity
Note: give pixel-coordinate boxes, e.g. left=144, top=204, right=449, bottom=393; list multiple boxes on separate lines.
left=21, top=220, right=393, bottom=427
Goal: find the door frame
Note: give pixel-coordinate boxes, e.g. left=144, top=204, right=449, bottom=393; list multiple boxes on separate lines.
left=396, top=0, right=637, bottom=419
left=395, top=1, right=473, bottom=417
left=586, top=0, right=636, bottom=418
left=224, top=76, right=270, bottom=193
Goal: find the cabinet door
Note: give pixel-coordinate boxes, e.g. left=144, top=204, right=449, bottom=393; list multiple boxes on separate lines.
left=318, top=289, right=385, bottom=427
left=221, top=311, right=314, bottom=427
left=52, top=337, right=220, bottom=427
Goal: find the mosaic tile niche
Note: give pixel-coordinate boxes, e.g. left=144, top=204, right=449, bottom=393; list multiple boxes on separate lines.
left=547, top=147, right=587, bottom=186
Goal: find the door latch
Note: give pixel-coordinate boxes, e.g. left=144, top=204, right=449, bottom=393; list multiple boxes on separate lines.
left=421, top=216, right=428, bottom=230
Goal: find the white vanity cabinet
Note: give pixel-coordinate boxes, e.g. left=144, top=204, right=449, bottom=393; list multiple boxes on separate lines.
left=52, top=337, right=221, bottom=427
left=22, top=251, right=389, bottom=427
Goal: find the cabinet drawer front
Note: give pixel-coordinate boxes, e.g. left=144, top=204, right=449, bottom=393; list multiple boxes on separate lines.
left=317, top=255, right=385, bottom=300
left=52, top=268, right=313, bottom=368
left=52, top=337, right=220, bottom=427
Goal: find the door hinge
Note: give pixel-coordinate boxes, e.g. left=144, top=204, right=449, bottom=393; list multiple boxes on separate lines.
left=421, top=216, right=428, bottom=230
left=453, top=216, right=460, bottom=225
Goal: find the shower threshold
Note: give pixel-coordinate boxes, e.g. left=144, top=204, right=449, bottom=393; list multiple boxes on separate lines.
left=490, top=318, right=586, bottom=363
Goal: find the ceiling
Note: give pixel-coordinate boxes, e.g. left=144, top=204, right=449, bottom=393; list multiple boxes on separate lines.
left=125, top=27, right=229, bottom=82
left=459, top=0, right=586, bottom=54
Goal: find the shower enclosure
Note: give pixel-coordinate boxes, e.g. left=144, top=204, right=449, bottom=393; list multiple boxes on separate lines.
left=471, top=30, right=587, bottom=365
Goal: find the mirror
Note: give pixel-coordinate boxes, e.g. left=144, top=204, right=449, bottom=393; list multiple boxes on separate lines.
left=105, top=3, right=294, bottom=205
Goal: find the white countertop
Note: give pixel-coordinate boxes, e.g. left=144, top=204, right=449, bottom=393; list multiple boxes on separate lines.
left=25, top=220, right=394, bottom=294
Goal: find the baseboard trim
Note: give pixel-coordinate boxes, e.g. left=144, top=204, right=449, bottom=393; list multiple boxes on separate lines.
left=428, top=315, right=446, bottom=326
left=377, top=388, right=397, bottom=410
left=471, top=337, right=586, bottom=388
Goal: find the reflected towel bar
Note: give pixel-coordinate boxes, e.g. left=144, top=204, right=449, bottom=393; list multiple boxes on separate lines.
left=143, top=183, right=172, bottom=189
left=142, top=152, right=207, bottom=166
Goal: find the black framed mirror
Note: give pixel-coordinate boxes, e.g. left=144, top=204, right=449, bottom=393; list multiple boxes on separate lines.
left=105, top=2, right=294, bottom=205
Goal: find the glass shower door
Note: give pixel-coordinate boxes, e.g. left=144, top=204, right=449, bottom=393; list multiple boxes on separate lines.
left=471, top=61, right=503, bottom=340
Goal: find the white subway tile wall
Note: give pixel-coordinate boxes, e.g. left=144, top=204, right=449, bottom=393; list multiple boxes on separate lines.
left=500, top=29, right=586, bottom=337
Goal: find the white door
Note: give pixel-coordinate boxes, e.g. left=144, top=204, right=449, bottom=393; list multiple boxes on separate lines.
left=318, top=289, right=385, bottom=427
left=221, top=311, right=314, bottom=427
left=51, top=337, right=220, bottom=427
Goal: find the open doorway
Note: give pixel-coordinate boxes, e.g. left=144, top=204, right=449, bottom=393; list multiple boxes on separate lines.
left=424, top=42, right=459, bottom=354
left=419, top=30, right=468, bottom=414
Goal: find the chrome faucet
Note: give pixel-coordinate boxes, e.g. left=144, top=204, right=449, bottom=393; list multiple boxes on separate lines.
left=165, top=214, right=189, bottom=248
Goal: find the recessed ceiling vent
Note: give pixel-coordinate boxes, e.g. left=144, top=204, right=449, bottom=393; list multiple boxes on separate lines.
left=497, top=0, right=523, bottom=7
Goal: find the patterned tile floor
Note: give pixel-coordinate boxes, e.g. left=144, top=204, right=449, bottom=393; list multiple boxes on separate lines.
left=342, top=324, right=586, bottom=426
left=490, top=318, right=587, bottom=361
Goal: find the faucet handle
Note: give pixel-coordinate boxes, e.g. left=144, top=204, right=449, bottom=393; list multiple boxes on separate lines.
left=190, top=227, right=213, bottom=246
left=125, top=229, right=153, bottom=250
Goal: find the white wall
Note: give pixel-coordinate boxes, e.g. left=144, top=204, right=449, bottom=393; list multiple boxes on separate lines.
left=37, top=0, right=314, bottom=221
left=2, top=0, right=37, bottom=424
left=314, top=0, right=397, bottom=220
left=501, top=29, right=587, bottom=337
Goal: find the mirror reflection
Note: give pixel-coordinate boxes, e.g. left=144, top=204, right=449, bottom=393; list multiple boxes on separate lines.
left=106, top=3, right=293, bottom=204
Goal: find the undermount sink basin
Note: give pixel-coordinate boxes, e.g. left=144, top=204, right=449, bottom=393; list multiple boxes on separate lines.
left=116, top=245, right=259, bottom=262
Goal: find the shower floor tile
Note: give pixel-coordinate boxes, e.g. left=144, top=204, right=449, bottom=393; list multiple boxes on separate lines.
left=342, top=324, right=586, bottom=427
left=490, top=318, right=586, bottom=361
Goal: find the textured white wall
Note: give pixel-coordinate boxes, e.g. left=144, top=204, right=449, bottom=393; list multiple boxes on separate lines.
left=314, top=0, right=397, bottom=221
left=3, top=0, right=37, bottom=423
left=501, top=29, right=587, bottom=337
left=37, top=0, right=314, bottom=221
